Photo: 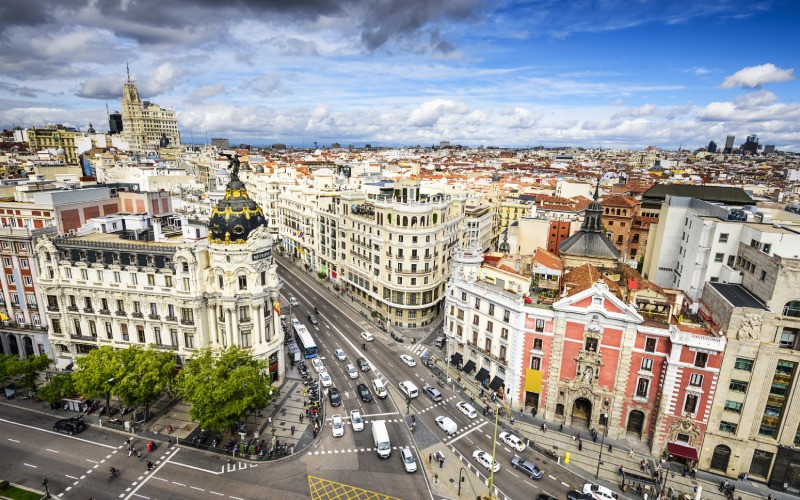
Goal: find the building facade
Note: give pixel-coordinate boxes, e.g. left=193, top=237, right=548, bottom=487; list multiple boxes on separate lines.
left=121, top=77, right=181, bottom=152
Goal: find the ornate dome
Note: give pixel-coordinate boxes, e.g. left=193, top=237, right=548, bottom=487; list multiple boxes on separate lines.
left=208, top=155, right=267, bottom=244
left=254, top=164, right=265, bottom=174
left=492, top=169, right=501, bottom=182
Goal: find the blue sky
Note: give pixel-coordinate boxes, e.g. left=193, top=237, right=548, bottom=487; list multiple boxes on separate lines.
left=0, top=0, right=798, bottom=149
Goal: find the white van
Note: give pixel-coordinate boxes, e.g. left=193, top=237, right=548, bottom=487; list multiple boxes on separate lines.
left=398, top=381, right=419, bottom=399
left=435, top=415, right=458, bottom=436
left=372, top=378, right=388, bottom=399
left=435, top=336, right=446, bottom=348
left=372, top=420, right=391, bottom=458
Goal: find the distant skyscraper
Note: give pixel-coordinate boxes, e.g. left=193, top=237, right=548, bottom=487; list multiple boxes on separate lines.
left=764, top=145, right=776, bottom=154
left=724, top=135, right=735, bottom=153
left=707, top=141, right=718, bottom=153
left=211, top=138, right=229, bottom=149
left=108, top=111, right=123, bottom=135
left=742, top=135, right=759, bottom=154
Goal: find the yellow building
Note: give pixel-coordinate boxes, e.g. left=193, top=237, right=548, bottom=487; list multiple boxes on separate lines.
left=121, top=74, right=181, bottom=152
left=26, top=125, right=79, bottom=165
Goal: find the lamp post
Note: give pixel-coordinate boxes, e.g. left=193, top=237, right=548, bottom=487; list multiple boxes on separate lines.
left=42, top=477, right=50, bottom=499
left=595, top=413, right=608, bottom=479
left=458, top=466, right=466, bottom=496
left=487, top=405, right=500, bottom=499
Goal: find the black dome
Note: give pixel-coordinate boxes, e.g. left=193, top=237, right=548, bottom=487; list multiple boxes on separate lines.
left=208, top=175, right=267, bottom=244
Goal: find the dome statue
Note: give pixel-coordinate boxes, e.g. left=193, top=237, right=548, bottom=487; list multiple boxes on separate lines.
left=208, top=154, right=267, bottom=244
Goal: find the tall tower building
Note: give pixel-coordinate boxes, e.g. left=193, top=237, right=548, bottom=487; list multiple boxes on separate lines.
left=724, top=135, right=735, bottom=153
left=121, top=66, right=181, bottom=152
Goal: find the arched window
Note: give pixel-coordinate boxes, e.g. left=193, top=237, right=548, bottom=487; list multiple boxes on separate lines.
left=403, top=216, right=408, bottom=227
left=710, top=445, right=731, bottom=471
left=432, top=213, right=438, bottom=224
left=784, top=301, right=800, bottom=317
left=411, top=216, right=417, bottom=227
left=388, top=214, right=392, bottom=224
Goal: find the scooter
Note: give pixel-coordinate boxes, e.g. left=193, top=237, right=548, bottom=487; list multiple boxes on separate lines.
left=362, top=343, right=367, bottom=351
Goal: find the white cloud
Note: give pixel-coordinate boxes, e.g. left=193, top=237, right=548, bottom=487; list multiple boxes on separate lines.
left=719, top=63, right=795, bottom=89
left=407, top=99, right=468, bottom=127
left=137, top=62, right=179, bottom=97
left=188, top=84, right=225, bottom=102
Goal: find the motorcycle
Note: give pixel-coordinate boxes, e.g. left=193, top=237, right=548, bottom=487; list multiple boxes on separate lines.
left=223, top=440, right=235, bottom=452
left=362, top=343, right=367, bottom=351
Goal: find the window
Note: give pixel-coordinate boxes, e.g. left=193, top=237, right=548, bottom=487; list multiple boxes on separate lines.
left=530, top=356, right=541, bottom=370
left=114, top=271, right=121, bottom=283
left=183, top=277, right=190, bottom=290
left=734, top=358, right=754, bottom=371
left=780, top=328, right=799, bottom=348
left=116, top=299, right=124, bottom=313
left=165, top=275, right=173, bottom=287
left=461, top=292, right=467, bottom=301
left=724, top=401, right=743, bottom=413
left=784, top=301, right=800, bottom=318
left=241, top=330, right=252, bottom=348
left=133, top=301, right=141, bottom=314
left=238, top=275, right=247, bottom=290
left=260, top=271, right=266, bottom=286
left=475, top=298, right=480, bottom=309
left=239, top=306, right=250, bottom=322
left=644, top=338, right=656, bottom=352
left=472, top=315, right=480, bottom=326
left=2, top=257, right=9, bottom=267
left=760, top=270, right=767, bottom=281
left=130, top=272, right=137, bottom=285
left=501, top=327, right=509, bottom=340
left=185, top=332, right=194, bottom=349
left=635, top=378, right=649, bottom=398
left=137, top=326, right=145, bottom=343
left=535, top=319, right=545, bottom=333
left=694, top=352, right=708, bottom=368
left=763, top=243, right=772, bottom=254
left=6, top=274, right=13, bottom=284
left=729, top=380, right=748, bottom=392
left=147, top=274, right=155, bottom=286
left=533, top=338, right=543, bottom=350
left=80, top=268, right=88, bottom=280
left=719, top=421, right=737, bottom=433
left=503, top=310, right=510, bottom=322
left=641, top=358, right=653, bottom=371
left=488, top=304, right=495, bottom=316
left=684, top=393, right=699, bottom=414
left=714, top=253, right=724, bottom=262
left=105, top=322, right=112, bottom=339
left=689, top=373, right=704, bottom=387
left=719, top=233, right=729, bottom=243
left=121, top=324, right=129, bottom=341
left=150, top=303, right=158, bottom=316
left=153, top=327, right=161, bottom=345
left=52, top=319, right=61, bottom=334
left=585, top=337, right=598, bottom=352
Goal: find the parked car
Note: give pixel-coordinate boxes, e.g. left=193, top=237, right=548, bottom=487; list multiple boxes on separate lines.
left=346, top=364, right=359, bottom=379
left=356, top=383, right=373, bottom=402
left=435, top=416, right=458, bottom=436
left=320, top=372, right=333, bottom=388
left=372, top=378, right=388, bottom=399
left=356, top=357, right=370, bottom=372
left=400, top=447, right=417, bottom=473
left=537, top=494, right=558, bottom=500
left=334, top=348, right=347, bottom=361
left=350, top=410, right=364, bottom=432
left=311, top=357, right=324, bottom=372
left=289, top=297, right=300, bottom=307
left=567, top=491, right=594, bottom=500
left=510, top=455, right=542, bottom=479
left=360, top=331, right=374, bottom=341
left=329, top=387, right=342, bottom=407
left=331, top=414, right=344, bottom=437
left=399, top=354, right=416, bottom=367
left=307, top=314, right=319, bottom=326
left=583, top=483, right=619, bottom=500
left=54, top=417, right=86, bottom=435
left=499, top=431, right=526, bottom=452
left=423, top=384, right=442, bottom=402
left=472, top=449, right=501, bottom=473
left=456, top=401, right=477, bottom=419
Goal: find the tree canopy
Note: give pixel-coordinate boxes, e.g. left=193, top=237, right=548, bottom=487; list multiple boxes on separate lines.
left=74, top=345, right=121, bottom=410
left=38, top=372, right=77, bottom=403
left=115, top=346, right=175, bottom=418
left=177, top=346, right=277, bottom=431
left=6, top=354, right=51, bottom=394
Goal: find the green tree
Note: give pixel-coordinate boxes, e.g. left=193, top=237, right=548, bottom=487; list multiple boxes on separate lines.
left=115, top=346, right=175, bottom=420
left=177, top=346, right=276, bottom=431
left=0, top=354, right=11, bottom=389
left=6, top=354, right=51, bottom=395
left=38, top=373, right=77, bottom=403
left=74, top=346, right=121, bottom=411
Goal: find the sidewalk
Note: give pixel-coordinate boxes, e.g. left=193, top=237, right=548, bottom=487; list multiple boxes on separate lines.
left=420, top=443, right=492, bottom=499
left=432, top=358, right=790, bottom=500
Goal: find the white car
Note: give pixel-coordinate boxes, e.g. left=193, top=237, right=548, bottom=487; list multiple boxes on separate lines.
left=334, top=349, right=346, bottom=361
left=399, top=354, right=416, bottom=367
left=311, top=357, right=324, bottom=373
left=400, top=447, right=417, bottom=473
left=289, top=296, right=300, bottom=307
left=345, top=364, right=359, bottom=379
left=583, top=484, right=619, bottom=500
left=331, top=414, right=344, bottom=437
left=360, top=331, right=374, bottom=341
left=435, top=415, right=458, bottom=435
left=350, top=410, right=364, bottom=432
left=472, top=449, right=500, bottom=473
left=499, top=431, right=526, bottom=452
left=456, top=402, right=478, bottom=419
left=320, top=371, right=333, bottom=388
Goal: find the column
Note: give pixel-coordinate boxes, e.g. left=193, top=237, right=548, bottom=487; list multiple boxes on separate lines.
left=224, top=308, right=232, bottom=347
left=256, top=305, right=263, bottom=344
left=230, top=307, right=238, bottom=347
left=206, top=306, right=217, bottom=347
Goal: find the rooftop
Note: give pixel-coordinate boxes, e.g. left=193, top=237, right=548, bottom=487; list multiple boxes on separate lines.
left=707, top=282, right=768, bottom=310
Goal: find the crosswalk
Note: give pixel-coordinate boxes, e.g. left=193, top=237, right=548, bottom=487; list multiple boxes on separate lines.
left=403, top=343, right=428, bottom=356
left=308, top=444, right=416, bottom=456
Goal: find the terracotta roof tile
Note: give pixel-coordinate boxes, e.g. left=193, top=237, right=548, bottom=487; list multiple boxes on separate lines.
left=600, top=195, right=639, bottom=208
left=561, top=263, right=623, bottom=299
left=533, top=247, right=563, bottom=271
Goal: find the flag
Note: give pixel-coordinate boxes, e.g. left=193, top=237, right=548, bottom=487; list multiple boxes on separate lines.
left=273, top=302, right=280, bottom=316
left=0, top=312, right=8, bottom=321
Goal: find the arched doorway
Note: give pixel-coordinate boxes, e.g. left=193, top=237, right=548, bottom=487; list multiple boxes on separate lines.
left=23, top=336, right=34, bottom=357
left=572, top=398, right=592, bottom=428
left=8, top=335, right=19, bottom=356
left=627, top=410, right=645, bottom=439
left=710, top=445, right=731, bottom=472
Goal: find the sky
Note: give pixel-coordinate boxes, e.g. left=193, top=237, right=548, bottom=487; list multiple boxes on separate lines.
left=1, top=0, right=799, bottom=150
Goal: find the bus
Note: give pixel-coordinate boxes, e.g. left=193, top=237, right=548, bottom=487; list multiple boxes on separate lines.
left=292, top=318, right=317, bottom=358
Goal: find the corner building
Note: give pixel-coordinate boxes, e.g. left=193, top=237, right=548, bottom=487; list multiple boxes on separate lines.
left=37, top=164, right=284, bottom=380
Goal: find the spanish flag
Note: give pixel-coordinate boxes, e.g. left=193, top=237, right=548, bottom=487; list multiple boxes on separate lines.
left=273, top=301, right=280, bottom=316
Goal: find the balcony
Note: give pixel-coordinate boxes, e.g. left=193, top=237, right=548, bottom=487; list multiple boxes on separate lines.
left=47, top=306, right=60, bottom=313
left=149, top=314, right=160, bottom=320
left=67, top=306, right=79, bottom=312
left=28, top=304, right=38, bottom=311
left=70, top=334, right=98, bottom=342
left=152, top=343, right=178, bottom=351
left=165, top=315, right=177, bottom=322
left=484, top=329, right=494, bottom=339
left=132, top=312, right=144, bottom=319
left=98, top=309, right=111, bottom=315
left=115, top=310, right=126, bottom=317
left=181, top=319, right=195, bottom=326
left=83, top=307, right=94, bottom=313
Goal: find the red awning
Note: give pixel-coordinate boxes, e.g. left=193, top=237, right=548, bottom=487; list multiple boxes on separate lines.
left=667, top=442, right=699, bottom=461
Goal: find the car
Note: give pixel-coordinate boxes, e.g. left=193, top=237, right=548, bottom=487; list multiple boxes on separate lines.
left=329, top=387, right=342, bottom=406
left=320, top=371, right=333, bottom=388
left=423, top=384, right=443, bottom=402
left=345, top=364, right=359, bottom=379
left=582, top=484, right=619, bottom=500
left=288, top=297, right=300, bottom=307
left=372, top=378, right=388, bottom=399
left=472, top=449, right=500, bottom=473
left=398, top=381, right=418, bottom=398
left=350, top=410, right=364, bottom=432
left=280, top=314, right=287, bottom=321
left=54, top=417, right=86, bottom=435
left=356, top=357, right=370, bottom=371
left=510, top=455, right=542, bottom=479
left=399, top=354, right=416, bottom=367
left=307, top=314, right=319, bottom=326
left=356, top=383, right=373, bottom=402
left=536, top=494, right=558, bottom=500
left=400, top=447, right=417, bottom=473
left=456, top=402, right=478, bottom=419
left=311, top=357, right=324, bottom=372
left=567, top=491, right=594, bottom=500
left=331, top=414, right=344, bottom=437
left=334, top=348, right=346, bottom=361
left=360, top=331, right=374, bottom=341
left=499, top=431, right=526, bottom=452
left=435, top=415, right=458, bottom=435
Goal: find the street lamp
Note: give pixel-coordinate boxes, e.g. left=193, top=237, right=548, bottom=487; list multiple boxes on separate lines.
left=458, top=466, right=466, bottom=496
left=42, top=477, right=50, bottom=499
left=487, top=405, right=500, bottom=499
left=595, top=413, right=608, bottom=479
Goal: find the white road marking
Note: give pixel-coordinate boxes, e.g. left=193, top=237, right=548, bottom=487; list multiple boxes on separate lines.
left=8, top=438, right=19, bottom=443
left=548, top=475, right=556, bottom=480
left=446, top=421, right=489, bottom=446
left=123, top=448, right=179, bottom=500
left=507, top=470, right=519, bottom=478
left=23, top=463, right=37, bottom=468
left=172, top=482, right=186, bottom=487
left=65, top=475, right=79, bottom=480
left=210, top=492, right=225, bottom=496
left=168, top=459, right=224, bottom=475
left=132, top=495, right=150, bottom=499
left=562, top=482, right=570, bottom=487
left=86, top=459, right=99, bottom=463
left=0, top=418, right=116, bottom=449
left=191, top=486, right=205, bottom=492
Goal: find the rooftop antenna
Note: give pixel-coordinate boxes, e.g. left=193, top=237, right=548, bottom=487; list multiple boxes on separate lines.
left=105, top=101, right=110, bottom=117
left=126, top=62, right=131, bottom=83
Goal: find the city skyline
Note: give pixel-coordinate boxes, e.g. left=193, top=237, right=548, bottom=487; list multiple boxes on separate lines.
left=1, top=0, right=799, bottom=150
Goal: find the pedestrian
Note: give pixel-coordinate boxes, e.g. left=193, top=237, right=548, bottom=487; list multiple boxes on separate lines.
left=691, top=467, right=697, bottom=478
left=608, top=444, right=613, bottom=453
left=618, top=466, right=624, bottom=476
left=138, top=450, right=143, bottom=462
left=541, top=423, right=546, bottom=432
left=439, top=457, right=444, bottom=469
left=572, top=434, right=577, bottom=442
left=510, top=416, right=515, bottom=425
left=291, top=425, right=296, bottom=436
left=578, top=442, right=583, bottom=452
left=126, top=437, right=131, bottom=446
left=268, top=416, right=273, bottom=427
left=533, top=408, right=538, bottom=418
left=128, top=447, right=133, bottom=457
left=742, top=472, right=748, bottom=483
left=593, top=433, right=598, bottom=443
left=628, top=449, right=636, bottom=458
left=300, top=413, right=304, bottom=423
left=146, top=460, right=153, bottom=471
left=559, top=423, right=563, bottom=432
left=167, top=424, right=173, bottom=434
left=643, top=492, right=648, bottom=500
left=429, top=453, right=433, bottom=464
left=167, top=437, right=172, bottom=448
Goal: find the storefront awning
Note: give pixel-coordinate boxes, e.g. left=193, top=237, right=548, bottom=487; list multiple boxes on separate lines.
left=488, top=376, right=504, bottom=391
left=667, top=442, right=699, bottom=461
left=450, top=353, right=463, bottom=367
left=462, top=360, right=476, bottom=373
left=475, top=367, right=490, bottom=383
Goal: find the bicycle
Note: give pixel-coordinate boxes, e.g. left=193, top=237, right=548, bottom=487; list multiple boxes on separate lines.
left=108, top=469, right=120, bottom=483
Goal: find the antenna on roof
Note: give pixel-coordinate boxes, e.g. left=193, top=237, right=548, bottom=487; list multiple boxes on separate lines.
left=126, top=62, right=131, bottom=84
left=105, top=101, right=110, bottom=117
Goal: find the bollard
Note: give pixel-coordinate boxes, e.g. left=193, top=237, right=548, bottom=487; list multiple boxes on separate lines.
left=564, top=452, right=570, bottom=464
left=434, top=473, right=438, bottom=484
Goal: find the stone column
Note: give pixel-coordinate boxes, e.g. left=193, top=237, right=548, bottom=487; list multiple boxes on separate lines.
left=256, top=305, right=263, bottom=344
left=224, top=308, right=232, bottom=347
left=230, top=307, right=238, bottom=347
left=206, top=306, right=217, bottom=347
